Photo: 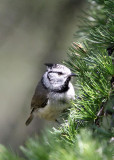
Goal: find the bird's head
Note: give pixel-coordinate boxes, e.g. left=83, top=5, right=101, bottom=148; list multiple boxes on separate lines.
left=42, top=63, right=76, bottom=92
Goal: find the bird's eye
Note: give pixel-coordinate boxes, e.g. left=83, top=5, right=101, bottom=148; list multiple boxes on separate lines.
left=58, top=72, right=63, bottom=76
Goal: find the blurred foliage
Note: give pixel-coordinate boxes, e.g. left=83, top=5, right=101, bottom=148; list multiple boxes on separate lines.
left=0, top=0, right=113, bottom=159
left=21, top=129, right=113, bottom=160
left=0, top=129, right=113, bottom=160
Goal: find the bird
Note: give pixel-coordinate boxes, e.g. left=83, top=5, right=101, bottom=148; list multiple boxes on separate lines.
left=25, top=63, right=76, bottom=126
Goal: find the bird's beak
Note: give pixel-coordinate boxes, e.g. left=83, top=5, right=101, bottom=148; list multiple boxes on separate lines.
left=70, top=73, right=77, bottom=77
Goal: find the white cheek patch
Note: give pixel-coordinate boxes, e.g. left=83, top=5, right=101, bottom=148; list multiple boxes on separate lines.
left=43, top=72, right=66, bottom=90
left=43, top=72, right=51, bottom=88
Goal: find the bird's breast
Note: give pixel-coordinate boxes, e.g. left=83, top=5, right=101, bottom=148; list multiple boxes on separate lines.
left=37, top=82, right=75, bottom=121
left=37, top=101, right=68, bottom=120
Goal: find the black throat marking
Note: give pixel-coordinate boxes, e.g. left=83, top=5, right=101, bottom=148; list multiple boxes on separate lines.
left=41, top=76, right=70, bottom=93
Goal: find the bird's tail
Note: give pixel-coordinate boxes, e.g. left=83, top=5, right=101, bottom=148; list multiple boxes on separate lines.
left=25, top=114, right=34, bottom=126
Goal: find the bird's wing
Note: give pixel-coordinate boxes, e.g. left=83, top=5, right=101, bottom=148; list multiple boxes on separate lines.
left=31, top=81, right=49, bottom=111
left=25, top=81, right=48, bottom=126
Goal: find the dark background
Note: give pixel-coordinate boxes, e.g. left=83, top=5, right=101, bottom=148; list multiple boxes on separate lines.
left=0, top=0, right=86, bottom=153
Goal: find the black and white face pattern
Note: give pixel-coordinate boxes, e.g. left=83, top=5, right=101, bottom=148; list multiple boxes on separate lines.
left=42, top=63, right=75, bottom=93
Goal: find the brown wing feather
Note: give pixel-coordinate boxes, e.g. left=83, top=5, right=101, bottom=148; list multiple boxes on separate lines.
left=25, top=81, right=48, bottom=126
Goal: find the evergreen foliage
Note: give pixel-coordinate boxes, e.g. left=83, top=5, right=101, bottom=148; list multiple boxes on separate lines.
left=0, top=0, right=113, bottom=159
